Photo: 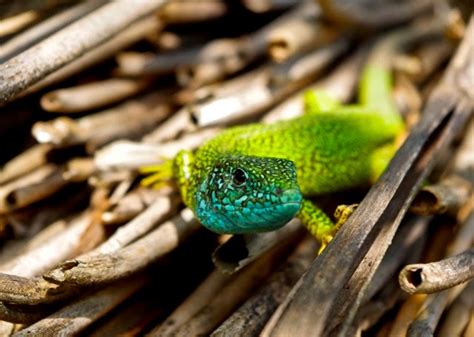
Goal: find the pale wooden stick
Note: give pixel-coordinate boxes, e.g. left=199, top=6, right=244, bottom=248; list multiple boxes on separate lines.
left=190, top=38, right=348, bottom=127
left=267, top=2, right=338, bottom=62
left=437, top=281, right=474, bottom=337
left=33, top=91, right=171, bottom=150
left=159, top=0, right=227, bottom=24
left=20, top=15, right=162, bottom=97
left=0, top=144, right=52, bottom=185
left=0, top=212, right=95, bottom=277
left=13, top=275, right=149, bottom=336
left=262, top=45, right=367, bottom=123
left=0, top=0, right=166, bottom=106
left=0, top=1, right=106, bottom=62
left=41, top=78, right=152, bottom=113
left=102, top=187, right=175, bottom=225
left=148, top=270, right=232, bottom=336
left=0, top=164, right=64, bottom=213
left=400, top=249, right=474, bottom=294
left=43, top=208, right=200, bottom=286
left=241, top=0, right=299, bottom=13
left=95, top=128, right=221, bottom=171
left=87, top=195, right=181, bottom=256
left=0, top=10, right=38, bottom=37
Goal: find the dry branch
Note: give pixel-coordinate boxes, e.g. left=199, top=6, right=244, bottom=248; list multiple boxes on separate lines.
left=43, top=208, right=199, bottom=287
left=13, top=275, right=149, bottom=336
left=167, top=236, right=298, bottom=337
left=88, top=195, right=181, bottom=256
left=411, top=171, right=472, bottom=216
left=212, top=219, right=304, bottom=273
left=149, top=270, right=231, bottom=336
left=0, top=144, right=52, bottom=185
left=406, top=211, right=474, bottom=336
left=261, top=17, right=473, bottom=337
left=159, top=0, right=227, bottom=24
left=189, top=38, right=348, bottom=127
left=0, top=212, right=96, bottom=277
left=211, top=237, right=316, bottom=337
left=41, top=78, right=152, bottom=113
left=437, top=281, right=474, bottom=337
left=0, top=10, right=39, bottom=37
left=95, top=128, right=221, bottom=171
left=0, top=1, right=106, bottom=62
left=0, top=165, right=69, bottom=213
left=22, top=15, right=162, bottom=95
left=0, top=0, right=166, bottom=106
left=33, top=91, right=171, bottom=151
left=319, top=0, right=433, bottom=28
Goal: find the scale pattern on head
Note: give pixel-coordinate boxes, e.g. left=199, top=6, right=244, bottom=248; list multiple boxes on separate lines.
left=195, top=155, right=302, bottom=233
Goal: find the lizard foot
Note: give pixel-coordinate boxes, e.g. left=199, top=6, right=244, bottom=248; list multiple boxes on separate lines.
left=317, top=234, right=334, bottom=255
left=334, top=204, right=358, bottom=230
left=139, top=160, right=174, bottom=189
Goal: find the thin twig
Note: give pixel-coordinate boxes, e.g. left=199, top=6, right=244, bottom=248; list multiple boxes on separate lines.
left=211, top=237, right=315, bottom=337
left=148, top=270, right=232, bottom=336
left=13, top=275, right=149, bottom=336
left=41, top=78, right=153, bottom=113
left=212, top=219, right=304, bottom=274
left=0, top=0, right=166, bottom=106
left=0, top=1, right=106, bottom=62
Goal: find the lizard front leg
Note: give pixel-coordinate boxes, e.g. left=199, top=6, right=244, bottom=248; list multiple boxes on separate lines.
left=140, top=150, right=195, bottom=207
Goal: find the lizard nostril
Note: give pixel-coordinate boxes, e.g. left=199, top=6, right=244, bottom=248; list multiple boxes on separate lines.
left=275, top=187, right=282, bottom=196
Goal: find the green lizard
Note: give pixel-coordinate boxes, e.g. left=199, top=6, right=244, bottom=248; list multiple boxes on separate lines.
left=141, top=64, right=404, bottom=251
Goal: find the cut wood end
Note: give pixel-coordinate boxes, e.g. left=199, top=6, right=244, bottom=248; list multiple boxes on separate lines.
left=399, top=265, right=426, bottom=294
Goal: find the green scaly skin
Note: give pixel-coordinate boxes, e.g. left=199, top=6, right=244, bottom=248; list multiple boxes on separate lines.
left=141, top=65, right=404, bottom=250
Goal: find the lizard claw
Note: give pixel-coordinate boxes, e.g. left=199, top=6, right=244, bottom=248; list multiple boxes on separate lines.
left=334, top=204, right=358, bottom=230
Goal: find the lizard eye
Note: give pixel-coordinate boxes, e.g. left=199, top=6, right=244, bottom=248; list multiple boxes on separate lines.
left=232, top=168, right=247, bottom=186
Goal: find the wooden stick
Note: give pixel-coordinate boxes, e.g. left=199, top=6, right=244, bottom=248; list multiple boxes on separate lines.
left=0, top=10, right=38, bottom=37
left=169, top=236, right=297, bottom=337
left=262, top=45, right=367, bottom=123
left=319, top=0, right=432, bottom=28
left=212, top=219, right=304, bottom=274
left=0, top=144, right=52, bottom=185
left=0, top=164, right=67, bottom=213
left=267, top=2, right=338, bottom=62
left=102, top=187, right=174, bottom=225
left=406, top=211, right=474, bottom=336
left=190, top=38, right=348, bottom=127
left=0, top=1, right=106, bottom=62
left=148, top=270, right=232, bottom=336
left=241, top=0, right=299, bottom=13
left=41, top=78, right=152, bottom=113
left=21, top=15, right=162, bottom=96
left=261, top=17, right=473, bottom=337
left=0, top=212, right=95, bottom=277
left=211, top=238, right=315, bottom=337
left=438, top=281, right=473, bottom=337
left=159, top=0, right=227, bottom=24
left=43, top=208, right=200, bottom=286
left=410, top=175, right=472, bottom=216
left=0, top=0, right=166, bottom=106
left=13, top=275, right=149, bottom=336
left=33, top=91, right=172, bottom=150
left=95, top=128, right=221, bottom=171
left=400, top=249, right=474, bottom=295
left=88, top=195, right=181, bottom=256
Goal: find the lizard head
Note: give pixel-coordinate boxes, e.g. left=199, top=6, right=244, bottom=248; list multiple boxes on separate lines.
left=195, top=155, right=302, bottom=233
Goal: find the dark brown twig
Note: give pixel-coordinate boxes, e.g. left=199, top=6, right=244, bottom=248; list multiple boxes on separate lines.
left=261, top=17, right=473, bottom=337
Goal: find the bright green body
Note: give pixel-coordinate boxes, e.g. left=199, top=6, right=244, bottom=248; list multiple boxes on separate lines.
left=142, top=65, right=404, bottom=250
